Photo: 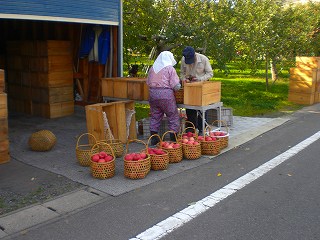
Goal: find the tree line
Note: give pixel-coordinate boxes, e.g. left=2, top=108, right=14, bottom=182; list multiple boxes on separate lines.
left=123, top=0, right=320, bottom=87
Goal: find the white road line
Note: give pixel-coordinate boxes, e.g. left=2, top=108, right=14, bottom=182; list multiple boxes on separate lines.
left=130, top=131, right=320, bottom=240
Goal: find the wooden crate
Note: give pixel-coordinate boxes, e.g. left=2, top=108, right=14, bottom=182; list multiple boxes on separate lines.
left=288, top=91, right=315, bottom=105
left=296, top=56, right=320, bottom=70
left=32, top=101, right=74, bottom=118
left=31, top=86, right=74, bottom=104
left=36, top=41, right=72, bottom=56
left=0, top=69, right=4, bottom=92
left=0, top=118, right=8, bottom=141
left=7, top=84, right=32, bottom=100
left=101, top=77, right=149, bottom=100
left=289, top=79, right=316, bottom=94
left=29, top=55, right=73, bottom=73
left=127, top=78, right=149, bottom=101
left=289, top=68, right=320, bottom=82
left=0, top=93, right=8, bottom=118
left=85, top=100, right=137, bottom=143
left=0, top=139, right=10, bottom=164
left=8, top=98, right=33, bottom=115
left=101, top=78, right=114, bottom=97
left=183, top=81, right=221, bottom=106
left=35, top=71, right=73, bottom=88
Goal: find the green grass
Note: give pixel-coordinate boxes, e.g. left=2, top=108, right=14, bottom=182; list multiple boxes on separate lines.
left=133, top=60, right=305, bottom=120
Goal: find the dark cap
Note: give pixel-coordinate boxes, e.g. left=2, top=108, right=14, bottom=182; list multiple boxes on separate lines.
left=182, top=46, right=195, bottom=64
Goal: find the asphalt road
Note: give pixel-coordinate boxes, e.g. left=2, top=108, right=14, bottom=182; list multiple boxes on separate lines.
left=6, top=104, right=320, bottom=240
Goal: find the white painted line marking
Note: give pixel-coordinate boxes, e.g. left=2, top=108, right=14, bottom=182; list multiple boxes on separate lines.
left=130, top=131, right=320, bottom=240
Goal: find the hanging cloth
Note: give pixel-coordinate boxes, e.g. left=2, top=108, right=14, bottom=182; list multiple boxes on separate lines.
left=79, top=25, right=111, bottom=65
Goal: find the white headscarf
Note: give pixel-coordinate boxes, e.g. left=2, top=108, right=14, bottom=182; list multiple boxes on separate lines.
left=152, top=51, right=177, bottom=73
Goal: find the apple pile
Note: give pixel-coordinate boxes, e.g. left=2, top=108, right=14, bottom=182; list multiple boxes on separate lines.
left=147, top=148, right=167, bottom=155
left=210, top=131, right=227, bottom=137
left=198, top=135, right=217, bottom=142
left=124, top=152, right=148, bottom=161
left=91, top=151, right=114, bottom=163
left=160, top=141, right=181, bottom=149
left=180, top=132, right=200, bottom=145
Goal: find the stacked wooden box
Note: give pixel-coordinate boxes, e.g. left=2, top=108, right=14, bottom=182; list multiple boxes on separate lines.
left=101, top=77, right=149, bottom=101
left=6, top=40, right=74, bottom=118
left=183, top=81, right=221, bottom=106
left=0, top=70, right=10, bottom=164
left=85, top=101, right=137, bottom=143
left=288, top=56, right=320, bottom=105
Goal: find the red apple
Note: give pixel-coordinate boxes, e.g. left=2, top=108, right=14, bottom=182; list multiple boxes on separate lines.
left=98, top=158, right=105, bottom=163
left=91, top=154, right=100, bottom=162
left=140, top=153, right=147, bottom=159
left=124, top=154, right=133, bottom=161
left=173, top=143, right=180, bottom=148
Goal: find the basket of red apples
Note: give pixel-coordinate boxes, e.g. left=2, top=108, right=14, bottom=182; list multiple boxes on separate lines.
left=198, top=126, right=221, bottom=156
left=180, top=127, right=201, bottom=160
left=123, top=139, right=151, bottom=179
left=210, top=120, right=229, bottom=149
left=147, top=134, right=169, bottom=170
left=159, top=131, right=183, bottom=163
left=90, top=142, right=115, bottom=179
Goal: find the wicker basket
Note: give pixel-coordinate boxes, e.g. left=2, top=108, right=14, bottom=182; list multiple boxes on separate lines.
left=174, top=87, right=184, bottom=104
left=210, top=120, right=229, bottom=149
left=178, top=121, right=196, bottom=139
left=147, top=134, right=169, bottom=170
left=200, top=126, right=221, bottom=155
left=28, top=130, right=57, bottom=152
left=90, top=142, right=115, bottom=179
left=159, top=131, right=183, bottom=163
left=180, top=125, right=201, bottom=160
left=123, top=139, right=151, bottom=179
left=101, top=128, right=124, bottom=158
left=76, top=133, right=99, bottom=166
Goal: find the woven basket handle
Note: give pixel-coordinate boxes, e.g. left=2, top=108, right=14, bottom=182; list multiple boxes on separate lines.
left=161, top=130, right=178, bottom=142
left=125, top=139, right=148, bottom=155
left=211, top=120, right=229, bottom=133
left=76, top=133, right=97, bottom=147
left=203, top=125, right=213, bottom=136
left=182, top=126, right=197, bottom=135
left=147, top=134, right=162, bottom=147
left=91, top=142, right=115, bottom=158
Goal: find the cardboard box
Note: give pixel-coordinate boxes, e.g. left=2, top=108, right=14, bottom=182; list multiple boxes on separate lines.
left=288, top=91, right=315, bottom=105
left=183, top=81, right=221, bottom=106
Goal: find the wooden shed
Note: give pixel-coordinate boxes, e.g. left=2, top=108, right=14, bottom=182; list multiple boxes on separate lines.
left=0, top=0, right=123, bottom=163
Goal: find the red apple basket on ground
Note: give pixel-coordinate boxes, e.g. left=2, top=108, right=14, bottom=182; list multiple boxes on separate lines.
left=180, top=126, right=202, bottom=160
left=90, top=142, right=115, bottom=179
left=76, top=133, right=99, bottom=166
left=158, top=131, right=183, bottom=163
left=199, top=126, right=221, bottom=156
left=210, top=120, right=229, bottom=149
left=123, top=139, right=151, bottom=179
left=147, top=134, right=169, bottom=170
left=98, top=128, right=124, bottom=158
left=177, top=121, right=197, bottom=140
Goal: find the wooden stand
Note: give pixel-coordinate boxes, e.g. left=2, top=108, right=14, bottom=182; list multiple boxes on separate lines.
left=85, top=100, right=137, bottom=143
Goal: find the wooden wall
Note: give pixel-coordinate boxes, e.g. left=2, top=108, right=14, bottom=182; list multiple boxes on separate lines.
left=0, top=19, right=119, bottom=103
